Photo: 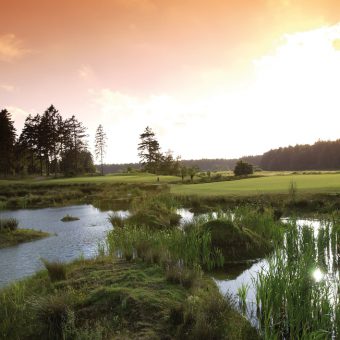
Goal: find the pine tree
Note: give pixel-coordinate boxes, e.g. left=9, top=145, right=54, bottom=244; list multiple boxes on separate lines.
left=137, top=126, right=161, bottom=174
left=95, top=124, right=107, bottom=176
left=0, top=109, right=16, bottom=177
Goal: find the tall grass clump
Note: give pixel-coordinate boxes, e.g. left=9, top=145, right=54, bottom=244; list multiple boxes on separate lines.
left=232, top=206, right=286, bottom=244
left=255, top=221, right=339, bottom=339
left=31, top=294, right=72, bottom=340
left=0, top=218, right=18, bottom=231
left=42, top=259, right=67, bottom=282
left=106, top=223, right=224, bottom=270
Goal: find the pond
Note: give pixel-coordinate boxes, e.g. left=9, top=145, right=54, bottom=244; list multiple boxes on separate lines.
left=0, top=205, right=129, bottom=287
left=214, top=218, right=339, bottom=333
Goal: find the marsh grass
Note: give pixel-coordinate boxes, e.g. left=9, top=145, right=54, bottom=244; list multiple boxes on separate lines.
left=255, top=220, right=339, bottom=339
left=237, top=284, right=249, bottom=313
left=0, top=218, right=18, bottom=231
left=42, top=259, right=67, bottom=282
left=31, top=294, right=72, bottom=339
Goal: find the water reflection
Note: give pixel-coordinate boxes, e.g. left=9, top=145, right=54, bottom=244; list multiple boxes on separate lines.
left=0, top=205, right=129, bottom=287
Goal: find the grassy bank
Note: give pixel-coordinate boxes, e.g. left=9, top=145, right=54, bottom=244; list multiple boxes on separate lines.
left=0, top=173, right=181, bottom=186
left=0, top=257, right=257, bottom=339
left=0, top=181, right=170, bottom=209
left=0, top=229, right=50, bottom=248
left=0, top=218, right=50, bottom=248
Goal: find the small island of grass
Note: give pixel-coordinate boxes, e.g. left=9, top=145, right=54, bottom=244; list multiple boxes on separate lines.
left=0, top=218, right=50, bottom=248
left=60, top=215, right=80, bottom=222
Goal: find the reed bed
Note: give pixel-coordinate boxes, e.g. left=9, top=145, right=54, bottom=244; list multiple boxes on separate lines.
left=255, top=220, right=339, bottom=339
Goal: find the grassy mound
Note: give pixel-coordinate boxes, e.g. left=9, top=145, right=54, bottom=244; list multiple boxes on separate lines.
left=201, top=219, right=272, bottom=262
left=0, top=257, right=258, bottom=339
left=60, top=215, right=79, bottom=222
left=0, top=228, right=50, bottom=248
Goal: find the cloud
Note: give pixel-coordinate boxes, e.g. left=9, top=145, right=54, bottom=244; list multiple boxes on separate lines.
left=0, top=34, right=32, bottom=62
left=6, top=106, right=33, bottom=132
left=0, top=84, right=15, bottom=92
left=78, top=64, right=94, bottom=80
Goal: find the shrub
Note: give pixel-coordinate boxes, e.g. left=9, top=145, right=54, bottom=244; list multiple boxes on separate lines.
left=234, top=160, right=253, bottom=176
left=108, top=213, right=125, bottom=228
left=31, top=294, right=71, bottom=339
left=0, top=218, right=18, bottom=231
left=166, top=265, right=202, bottom=289
left=42, top=260, right=67, bottom=282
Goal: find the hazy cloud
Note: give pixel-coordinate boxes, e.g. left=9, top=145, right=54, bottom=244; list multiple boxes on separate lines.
left=78, top=64, right=94, bottom=80
left=0, top=34, right=32, bottom=62
left=0, top=84, right=15, bottom=92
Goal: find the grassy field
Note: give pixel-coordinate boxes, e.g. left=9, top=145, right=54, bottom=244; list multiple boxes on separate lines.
left=0, top=173, right=181, bottom=186
left=171, top=173, right=340, bottom=196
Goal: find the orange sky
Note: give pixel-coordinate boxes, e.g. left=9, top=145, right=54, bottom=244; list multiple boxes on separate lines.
left=2, top=0, right=340, bottom=162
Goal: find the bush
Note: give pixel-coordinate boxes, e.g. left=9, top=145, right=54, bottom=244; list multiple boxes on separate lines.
left=31, top=294, right=71, bottom=339
left=0, top=218, right=18, bottom=231
left=42, top=260, right=67, bottom=282
left=234, top=160, right=253, bottom=176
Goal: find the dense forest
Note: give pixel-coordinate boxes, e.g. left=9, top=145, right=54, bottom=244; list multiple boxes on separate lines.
left=260, top=140, right=340, bottom=171
left=0, top=106, right=95, bottom=177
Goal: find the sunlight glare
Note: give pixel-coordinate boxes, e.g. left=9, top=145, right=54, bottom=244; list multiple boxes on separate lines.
left=312, top=268, right=324, bottom=282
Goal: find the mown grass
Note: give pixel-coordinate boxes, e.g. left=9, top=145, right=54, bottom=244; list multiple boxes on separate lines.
left=0, top=257, right=257, bottom=339
left=171, top=173, right=340, bottom=196
left=0, top=173, right=181, bottom=186
left=0, top=229, right=50, bottom=248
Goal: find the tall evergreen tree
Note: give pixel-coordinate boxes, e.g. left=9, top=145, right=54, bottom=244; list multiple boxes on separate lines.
left=63, top=115, right=88, bottom=175
left=0, top=109, right=16, bottom=177
left=95, top=124, right=107, bottom=176
left=138, top=126, right=161, bottom=173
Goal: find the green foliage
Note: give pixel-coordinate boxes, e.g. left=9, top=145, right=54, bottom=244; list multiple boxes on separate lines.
left=0, top=229, right=50, bottom=248
left=234, top=160, right=253, bottom=176
left=0, top=218, right=18, bottom=231
left=255, top=221, right=340, bottom=338
left=198, top=212, right=274, bottom=262
left=31, top=294, right=72, bottom=339
left=42, top=260, right=67, bottom=282
left=106, top=224, right=224, bottom=270
left=0, top=109, right=16, bottom=177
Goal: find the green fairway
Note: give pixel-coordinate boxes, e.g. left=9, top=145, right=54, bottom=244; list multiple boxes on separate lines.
left=171, top=173, right=340, bottom=196
left=0, top=173, right=181, bottom=186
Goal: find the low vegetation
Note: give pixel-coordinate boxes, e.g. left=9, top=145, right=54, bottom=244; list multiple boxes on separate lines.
left=60, top=215, right=79, bottom=222
left=255, top=220, right=340, bottom=338
left=0, top=218, right=50, bottom=248
left=0, top=257, right=257, bottom=339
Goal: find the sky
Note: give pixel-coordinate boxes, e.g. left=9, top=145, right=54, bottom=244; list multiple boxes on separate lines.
left=1, top=0, right=340, bottom=163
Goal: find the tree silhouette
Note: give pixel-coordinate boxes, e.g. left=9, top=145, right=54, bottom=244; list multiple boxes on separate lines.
left=138, top=126, right=161, bottom=174
left=0, top=109, right=16, bottom=177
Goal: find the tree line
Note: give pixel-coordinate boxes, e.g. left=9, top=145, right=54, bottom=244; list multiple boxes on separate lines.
left=0, top=106, right=96, bottom=177
left=260, top=140, right=340, bottom=171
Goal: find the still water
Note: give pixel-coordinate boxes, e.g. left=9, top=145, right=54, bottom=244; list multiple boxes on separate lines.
left=0, top=205, right=129, bottom=287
